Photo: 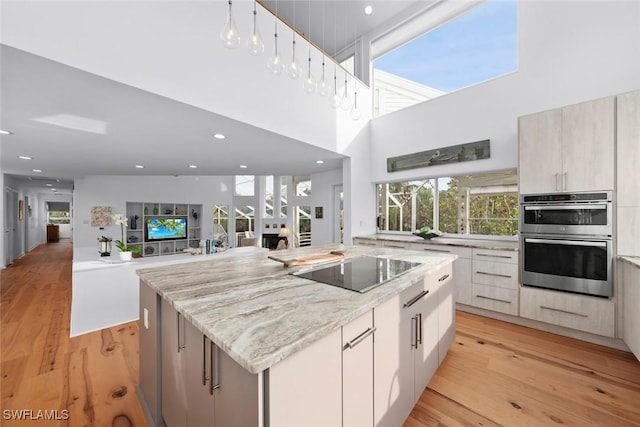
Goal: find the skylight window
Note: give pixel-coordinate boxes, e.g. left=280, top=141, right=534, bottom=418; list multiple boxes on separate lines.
left=373, top=0, right=517, bottom=117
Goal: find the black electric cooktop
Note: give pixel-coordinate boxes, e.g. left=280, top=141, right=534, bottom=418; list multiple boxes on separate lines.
left=293, top=256, right=422, bottom=293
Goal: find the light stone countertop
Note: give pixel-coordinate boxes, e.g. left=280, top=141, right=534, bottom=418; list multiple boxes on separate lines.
left=136, top=244, right=456, bottom=374
left=355, top=234, right=519, bottom=251
left=619, top=256, right=640, bottom=269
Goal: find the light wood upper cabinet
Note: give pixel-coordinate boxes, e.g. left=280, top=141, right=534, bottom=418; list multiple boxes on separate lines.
left=519, top=96, right=615, bottom=194
left=518, top=108, right=563, bottom=194
left=617, top=90, right=640, bottom=207
left=561, top=96, right=615, bottom=192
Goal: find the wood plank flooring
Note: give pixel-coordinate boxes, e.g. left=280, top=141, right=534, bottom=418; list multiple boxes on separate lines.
left=2, top=241, right=640, bottom=426
left=1, top=240, right=147, bottom=427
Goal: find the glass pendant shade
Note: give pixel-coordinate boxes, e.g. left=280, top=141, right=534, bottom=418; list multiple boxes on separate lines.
left=287, top=36, right=301, bottom=80
left=247, top=2, right=264, bottom=56
left=220, top=0, right=240, bottom=49
left=248, top=31, right=264, bottom=56
left=317, top=59, right=329, bottom=96
left=350, top=92, right=362, bottom=120
left=340, top=80, right=353, bottom=111
left=329, top=72, right=341, bottom=108
left=267, top=54, right=284, bottom=75
left=303, top=55, right=316, bottom=94
left=267, top=22, right=284, bottom=75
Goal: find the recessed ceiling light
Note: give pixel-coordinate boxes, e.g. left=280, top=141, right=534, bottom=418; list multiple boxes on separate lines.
left=135, top=165, right=145, bottom=169
left=51, top=188, right=57, bottom=191
left=212, top=133, right=226, bottom=140
left=0, top=129, right=13, bottom=135
left=364, top=5, right=373, bottom=16
left=18, top=155, right=32, bottom=160
left=46, top=183, right=53, bottom=187
left=32, top=169, right=42, bottom=173
left=316, top=160, right=324, bottom=164
left=239, top=165, right=248, bottom=169
left=189, top=164, right=198, bottom=169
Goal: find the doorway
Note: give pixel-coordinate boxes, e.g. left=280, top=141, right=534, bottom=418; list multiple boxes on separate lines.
left=4, top=188, right=18, bottom=265
left=334, top=185, right=344, bottom=244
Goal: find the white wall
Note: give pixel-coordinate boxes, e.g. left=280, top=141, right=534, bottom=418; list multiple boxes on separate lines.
left=369, top=1, right=640, bottom=185
left=309, top=169, right=343, bottom=246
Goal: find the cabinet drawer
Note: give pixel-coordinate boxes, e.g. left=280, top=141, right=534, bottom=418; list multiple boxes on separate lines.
left=520, top=287, right=615, bottom=337
left=426, top=262, right=454, bottom=292
left=343, top=310, right=374, bottom=348
left=471, top=283, right=519, bottom=316
left=410, top=243, right=472, bottom=259
left=381, top=241, right=409, bottom=249
left=472, top=248, right=518, bottom=263
left=472, top=260, right=518, bottom=290
left=353, top=238, right=381, bottom=247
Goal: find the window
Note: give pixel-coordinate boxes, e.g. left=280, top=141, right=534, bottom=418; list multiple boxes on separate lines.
left=373, top=0, right=517, bottom=117
left=280, top=176, right=288, bottom=218
left=235, top=175, right=255, bottom=196
left=234, top=205, right=255, bottom=246
left=294, top=176, right=311, bottom=196
left=378, top=170, right=518, bottom=237
left=377, top=179, right=435, bottom=232
left=48, top=211, right=70, bottom=225
left=265, top=176, right=274, bottom=218
left=213, top=205, right=229, bottom=247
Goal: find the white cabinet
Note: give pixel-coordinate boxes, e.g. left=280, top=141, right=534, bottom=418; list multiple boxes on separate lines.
left=622, top=261, right=640, bottom=361
left=374, top=277, right=440, bottom=427
left=352, top=237, right=381, bottom=247
left=519, top=96, right=615, bottom=194
left=160, top=299, right=259, bottom=427
left=518, top=108, right=563, bottom=194
left=470, top=249, right=519, bottom=316
left=342, top=311, right=375, bottom=427
left=126, top=202, right=202, bottom=257
left=616, top=90, right=640, bottom=256
left=433, top=263, right=455, bottom=364
left=520, top=286, right=615, bottom=337
left=411, top=243, right=472, bottom=305
left=161, top=298, right=189, bottom=427
left=268, top=328, right=342, bottom=427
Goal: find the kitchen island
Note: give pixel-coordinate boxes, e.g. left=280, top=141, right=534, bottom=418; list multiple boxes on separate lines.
left=137, top=244, right=456, bottom=427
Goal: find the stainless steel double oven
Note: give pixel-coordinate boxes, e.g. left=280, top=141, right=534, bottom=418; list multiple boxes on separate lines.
left=520, top=192, right=613, bottom=298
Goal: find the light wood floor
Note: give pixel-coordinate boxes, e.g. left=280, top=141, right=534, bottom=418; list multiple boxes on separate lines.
left=2, top=241, right=640, bottom=427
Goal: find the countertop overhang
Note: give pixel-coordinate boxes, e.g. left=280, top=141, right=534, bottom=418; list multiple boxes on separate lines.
left=137, top=244, right=456, bottom=374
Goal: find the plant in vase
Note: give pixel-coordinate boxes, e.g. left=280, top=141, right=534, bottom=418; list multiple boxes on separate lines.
left=112, top=213, right=134, bottom=261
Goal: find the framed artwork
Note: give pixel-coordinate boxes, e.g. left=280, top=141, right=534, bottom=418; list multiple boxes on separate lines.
left=18, top=200, right=24, bottom=221
left=265, top=224, right=270, bottom=229
left=315, top=206, right=323, bottom=219
left=272, top=223, right=277, bottom=229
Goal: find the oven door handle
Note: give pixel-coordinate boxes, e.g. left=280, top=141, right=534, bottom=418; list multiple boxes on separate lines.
left=523, top=204, right=608, bottom=211
left=524, top=238, right=607, bottom=247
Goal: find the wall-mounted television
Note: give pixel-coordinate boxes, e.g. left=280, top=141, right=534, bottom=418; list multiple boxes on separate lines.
left=145, top=217, right=188, bottom=242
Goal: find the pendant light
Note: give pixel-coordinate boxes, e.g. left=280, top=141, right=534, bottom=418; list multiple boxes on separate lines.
left=317, top=1, right=329, bottom=96
left=341, top=70, right=353, bottom=111
left=303, top=0, right=316, bottom=94
left=287, top=1, right=301, bottom=80
left=267, top=0, right=284, bottom=75
left=350, top=79, right=361, bottom=120
left=247, top=0, right=264, bottom=56
left=220, top=0, right=240, bottom=49
left=329, top=66, right=341, bottom=109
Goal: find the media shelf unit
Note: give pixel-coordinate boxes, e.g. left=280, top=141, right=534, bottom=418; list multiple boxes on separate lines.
left=126, top=202, right=202, bottom=257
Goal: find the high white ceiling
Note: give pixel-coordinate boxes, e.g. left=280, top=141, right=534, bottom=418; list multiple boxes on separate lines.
left=0, top=1, right=424, bottom=197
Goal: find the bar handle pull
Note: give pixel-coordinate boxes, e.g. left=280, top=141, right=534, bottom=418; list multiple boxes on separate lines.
left=202, top=335, right=209, bottom=386
left=344, top=327, right=376, bottom=350
left=476, top=253, right=513, bottom=259
left=404, top=290, right=429, bottom=308
left=476, top=271, right=512, bottom=279
left=476, top=295, right=512, bottom=304
left=210, top=341, right=221, bottom=395
left=410, top=316, right=418, bottom=349
left=541, top=305, right=588, bottom=318
left=417, top=313, right=423, bottom=345
left=177, top=312, right=185, bottom=352
left=438, top=274, right=450, bottom=282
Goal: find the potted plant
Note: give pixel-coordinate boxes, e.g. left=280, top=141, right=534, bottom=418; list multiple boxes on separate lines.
left=112, top=213, right=134, bottom=261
